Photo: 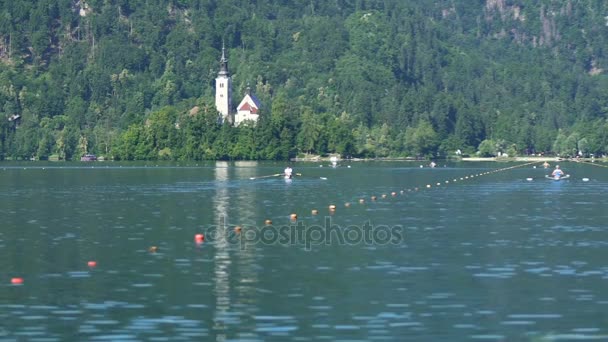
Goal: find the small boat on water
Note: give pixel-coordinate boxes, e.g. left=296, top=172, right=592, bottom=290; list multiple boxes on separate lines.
left=80, top=154, right=97, bottom=161
left=545, top=174, right=570, bottom=181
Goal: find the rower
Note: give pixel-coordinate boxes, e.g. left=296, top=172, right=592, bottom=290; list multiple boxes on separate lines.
left=551, top=165, right=564, bottom=177
left=284, top=166, right=293, bottom=179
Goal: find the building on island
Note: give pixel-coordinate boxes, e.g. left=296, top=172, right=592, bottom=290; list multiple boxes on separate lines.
left=214, top=45, right=261, bottom=126
left=234, top=86, right=261, bottom=126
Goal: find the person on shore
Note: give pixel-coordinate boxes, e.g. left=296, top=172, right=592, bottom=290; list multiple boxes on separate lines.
left=284, top=166, right=293, bottom=179
left=551, top=165, right=564, bottom=177
left=429, top=161, right=437, bottom=168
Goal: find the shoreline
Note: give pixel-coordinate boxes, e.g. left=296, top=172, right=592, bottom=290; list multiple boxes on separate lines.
left=293, top=155, right=606, bottom=163
left=461, top=156, right=605, bottom=162
left=2, top=156, right=605, bottom=164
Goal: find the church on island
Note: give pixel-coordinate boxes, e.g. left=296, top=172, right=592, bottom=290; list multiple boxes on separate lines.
left=214, top=45, right=261, bottom=126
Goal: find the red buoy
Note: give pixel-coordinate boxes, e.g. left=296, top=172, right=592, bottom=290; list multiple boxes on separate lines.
left=194, top=234, right=205, bottom=243
left=11, top=277, right=23, bottom=285
left=88, top=261, right=97, bottom=268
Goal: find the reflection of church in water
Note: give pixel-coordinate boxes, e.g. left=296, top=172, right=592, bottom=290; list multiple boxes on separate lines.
left=215, top=45, right=262, bottom=126
left=211, top=161, right=259, bottom=339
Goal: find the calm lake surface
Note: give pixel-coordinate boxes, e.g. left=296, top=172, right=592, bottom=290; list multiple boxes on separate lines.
left=1, top=160, right=607, bottom=341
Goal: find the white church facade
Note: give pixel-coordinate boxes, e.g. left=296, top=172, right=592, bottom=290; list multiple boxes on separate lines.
left=234, top=87, right=261, bottom=126
left=214, top=45, right=260, bottom=126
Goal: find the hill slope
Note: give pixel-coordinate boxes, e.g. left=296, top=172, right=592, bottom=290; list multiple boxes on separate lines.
left=0, top=0, right=607, bottom=160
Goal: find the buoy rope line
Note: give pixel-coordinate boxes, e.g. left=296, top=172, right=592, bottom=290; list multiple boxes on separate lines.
left=182, top=161, right=546, bottom=240
left=265, top=161, right=542, bottom=226
left=576, top=160, right=608, bottom=169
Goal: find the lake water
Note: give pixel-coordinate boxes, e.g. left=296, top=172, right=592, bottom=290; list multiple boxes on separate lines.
left=1, top=160, right=607, bottom=341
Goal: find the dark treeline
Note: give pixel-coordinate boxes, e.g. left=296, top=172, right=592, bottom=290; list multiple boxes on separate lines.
left=0, top=0, right=607, bottom=161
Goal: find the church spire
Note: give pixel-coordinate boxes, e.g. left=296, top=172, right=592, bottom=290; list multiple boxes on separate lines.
left=218, top=41, right=229, bottom=77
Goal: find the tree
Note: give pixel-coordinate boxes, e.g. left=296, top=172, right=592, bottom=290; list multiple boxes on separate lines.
left=577, top=137, right=589, bottom=157
left=147, top=106, right=178, bottom=153
left=296, top=109, right=321, bottom=154
left=477, top=139, right=496, bottom=157
left=552, top=130, right=569, bottom=156
left=113, top=124, right=152, bottom=160
left=230, top=125, right=256, bottom=159
left=404, top=120, right=439, bottom=157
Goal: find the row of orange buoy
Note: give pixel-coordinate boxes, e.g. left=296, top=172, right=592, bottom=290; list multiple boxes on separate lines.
left=185, top=161, right=546, bottom=253
left=10, top=260, right=98, bottom=285
left=272, top=161, right=542, bottom=233
left=204, top=162, right=543, bottom=244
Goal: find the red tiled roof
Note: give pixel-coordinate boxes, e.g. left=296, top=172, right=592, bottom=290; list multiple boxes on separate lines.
left=238, top=102, right=258, bottom=114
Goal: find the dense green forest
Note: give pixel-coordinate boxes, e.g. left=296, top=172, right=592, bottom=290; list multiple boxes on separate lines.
left=1, top=0, right=607, bottom=161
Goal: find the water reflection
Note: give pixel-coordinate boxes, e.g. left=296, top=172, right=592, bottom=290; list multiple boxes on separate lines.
left=212, top=161, right=231, bottom=341
left=233, top=161, right=260, bottom=336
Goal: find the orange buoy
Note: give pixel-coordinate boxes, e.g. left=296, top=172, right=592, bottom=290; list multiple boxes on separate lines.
left=194, top=233, right=205, bottom=243
left=264, top=219, right=272, bottom=225
left=290, top=213, right=298, bottom=221
left=87, top=261, right=97, bottom=268
left=148, top=246, right=158, bottom=253
left=11, top=277, right=23, bottom=285
left=234, top=226, right=242, bottom=233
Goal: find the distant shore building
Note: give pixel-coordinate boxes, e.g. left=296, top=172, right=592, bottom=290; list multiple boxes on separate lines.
left=234, top=86, right=261, bottom=126
left=214, top=45, right=260, bottom=126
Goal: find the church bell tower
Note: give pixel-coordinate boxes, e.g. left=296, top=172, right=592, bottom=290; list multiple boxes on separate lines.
left=215, top=43, right=232, bottom=123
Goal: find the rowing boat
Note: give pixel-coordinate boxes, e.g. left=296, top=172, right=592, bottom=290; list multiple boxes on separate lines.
left=545, top=174, right=570, bottom=181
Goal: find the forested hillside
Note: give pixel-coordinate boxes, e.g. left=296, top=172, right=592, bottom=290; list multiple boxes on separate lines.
left=1, top=0, right=607, bottom=160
